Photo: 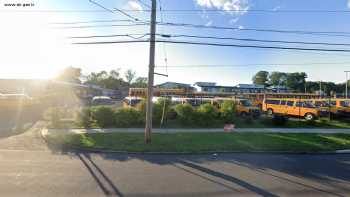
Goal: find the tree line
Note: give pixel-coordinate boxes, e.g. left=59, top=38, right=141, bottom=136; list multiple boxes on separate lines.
left=252, top=71, right=349, bottom=95
left=55, top=66, right=148, bottom=90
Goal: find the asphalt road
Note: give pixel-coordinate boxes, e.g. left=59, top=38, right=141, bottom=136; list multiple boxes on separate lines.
left=0, top=124, right=349, bottom=197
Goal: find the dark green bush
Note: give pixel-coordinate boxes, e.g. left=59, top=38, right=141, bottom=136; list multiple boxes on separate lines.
left=44, top=107, right=63, bottom=128
left=174, top=103, right=195, bottom=126
left=305, top=119, right=317, bottom=126
left=195, top=103, right=219, bottom=127
left=115, top=108, right=144, bottom=127
left=271, top=115, right=288, bottom=126
left=76, top=108, right=92, bottom=128
left=220, top=100, right=236, bottom=123
left=167, top=107, right=177, bottom=120
left=136, top=99, right=146, bottom=113
left=136, top=98, right=172, bottom=127
left=153, top=98, right=172, bottom=126
left=91, top=106, right=115, bottom=128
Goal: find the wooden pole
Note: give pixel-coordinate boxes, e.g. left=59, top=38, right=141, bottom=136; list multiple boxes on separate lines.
left=145, top=0, right=157, bottom=144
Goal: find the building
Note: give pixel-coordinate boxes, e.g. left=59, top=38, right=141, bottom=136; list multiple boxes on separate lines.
left=235, top=84, right=265, bottom=93
left=266, top=85, right=290, bottom=93
left=156, top=82, right=193, bottom=90
left=194, top=83, right=237, bottom=93
left=194, top=82, right=266, bottom=94
left=85, top=84, right=122, bottom=99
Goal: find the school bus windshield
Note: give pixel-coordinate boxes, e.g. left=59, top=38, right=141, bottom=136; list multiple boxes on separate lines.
left=240, top=100, right=252, bottom=107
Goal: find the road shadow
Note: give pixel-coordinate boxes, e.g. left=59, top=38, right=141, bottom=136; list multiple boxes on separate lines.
left=77, top=152, right=124, bottom=197
left=0, top=108, right=42, bottom=139
left=47, top=143, right=350, bottom=197
left=178, top=160, right=278, bottom=197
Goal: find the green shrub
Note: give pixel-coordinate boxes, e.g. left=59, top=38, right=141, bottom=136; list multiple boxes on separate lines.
left=243, top=116, right=254, bottom=124
left=115, top=108, right=144, bottom=127
left=174, top=103, right=195, bottom=126
left=195, top=104, right=219, bottom=127
left=167, top=107, right=177, bottom=120
left=136, top=98, right=172, bottom=127
left=271, top=115, right=288, bottom=126
left=136, top=99, right=146, bottom=114
left=305, top=119, right=317, bottom=126
left=44, top=107, right=63, bottom=128
left=220, top=100, right=236, bottom=123
left=153, top=98, right=172, bottom=126
left=76, top=108, right=92, bottom=128
left=91, top=106, right=115, bottom=128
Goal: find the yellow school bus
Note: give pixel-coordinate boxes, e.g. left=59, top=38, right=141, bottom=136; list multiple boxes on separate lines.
left=262, top=98, right=326, bottom=121
left=307, top=98, right=350, bottom=118
left=214, top=97, right=261, bottom=118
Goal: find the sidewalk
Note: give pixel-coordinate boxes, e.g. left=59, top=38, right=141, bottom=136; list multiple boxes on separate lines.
left=43, top=127, right=350, bottom=135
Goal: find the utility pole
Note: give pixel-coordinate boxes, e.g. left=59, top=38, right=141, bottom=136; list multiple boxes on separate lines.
left=345, top=71, right=350, bottom=99
left=319, top=81, right=322, bottom=98
left=145, top=0, right=157, bottom=144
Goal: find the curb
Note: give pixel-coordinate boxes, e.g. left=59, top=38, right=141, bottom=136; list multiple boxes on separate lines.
left=40, top=129, right=350, bottom=155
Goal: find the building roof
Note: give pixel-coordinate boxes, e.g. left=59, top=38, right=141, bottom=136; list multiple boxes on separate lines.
left=267, top=85, right=288, bottom=90
left=156, top=82, right=192, bottom=88
left=236, top=84, right=265, bottom=89
left=194, top=82, right=217, bottom=87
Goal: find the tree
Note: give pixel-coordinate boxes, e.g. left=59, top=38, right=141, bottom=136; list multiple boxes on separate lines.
left=285, top=72, right=307, bottom=92
left=132, top=77, right=148, bottom=88
left=269, top=72, right=287, bottom=86
left=252, top=71, right=269, bottom=86
left=125, top=69, right=136, bottom=84
left=56, top=66, right=82, bottom=84
left=85, top=69, right=126, bottom=90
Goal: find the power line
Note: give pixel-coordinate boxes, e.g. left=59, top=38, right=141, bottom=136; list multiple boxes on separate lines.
left=156, top=40, right=350, bottom=52
left=68, top=33, right=149, bottom=39
left=3, top=9, right=350, bottom=13
left=0, top=9, right=111, bottom=13
left=156, top=22, right=350, bottom=37
left=155, top=62, right=350, bottom=68
left=69, top=32, right=350, bottom=47
left=88, top=0, right=114, bottom=12
left=158, top=0, right=169, bottom=77
left=50, top=19, right=133, bottom=25
left=69, top=33, right=148, bottom=39
left=122, top=9, right=350, bottom=13
left=56, top=19, right=350, bottom=38
left=72, top=39, right=350, bottom=53
left=113, top=7, right=141, bottom=21
left=162, top=34, right=350, bottom=46
left=4, top=8, right=350, bottom=14
left=56, top=23, right=147, bottom=29
left=88, top=0, right=140, bottom=21
left=136, top=0, right=152, bottom=9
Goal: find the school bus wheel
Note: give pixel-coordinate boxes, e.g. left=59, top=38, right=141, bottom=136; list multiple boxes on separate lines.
left=267, top=108, right=274, bottom=116
left=305, top=113, right=315, bottom=121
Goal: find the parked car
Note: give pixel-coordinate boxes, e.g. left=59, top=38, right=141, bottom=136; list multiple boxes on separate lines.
left=123, top=97, right=143, bottom=107
left=308, top=98, right=350, bottom=118
left=91, top=96, right=114, bottom=106
left=234, top=98, right=261, bottom=118
left=262, top=98, right=326, bottom=121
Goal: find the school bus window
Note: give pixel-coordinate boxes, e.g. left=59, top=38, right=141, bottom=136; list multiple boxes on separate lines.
left=304, top=102, right=316, bottom=108
left=240, top=100, right=252, bottom=107
left=266, top=100, right=280, bottom=105
left=287, top=101, right=294, bottom=106
left=280, top=100, right=286, bottom=105
left=340, top=101, right=350, bottom=107
left=296, top=102, right=303, bottom=107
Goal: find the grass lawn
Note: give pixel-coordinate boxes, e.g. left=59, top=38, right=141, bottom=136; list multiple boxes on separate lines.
left=46, top=132, right=350, bottom=153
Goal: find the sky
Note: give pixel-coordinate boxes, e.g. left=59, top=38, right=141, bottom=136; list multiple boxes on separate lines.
left=0, top=0, right=350, bottom=86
